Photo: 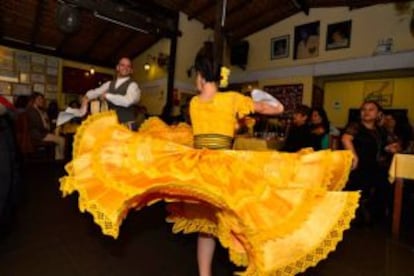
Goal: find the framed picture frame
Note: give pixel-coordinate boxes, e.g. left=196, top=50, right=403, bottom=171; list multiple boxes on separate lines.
left=293, top=21, right=320, bottom=60
left=0, top=81, right=12, bottom=95
left=271, top=35, right=289, bottom=59
left=326, top=20, right=352, bottom=50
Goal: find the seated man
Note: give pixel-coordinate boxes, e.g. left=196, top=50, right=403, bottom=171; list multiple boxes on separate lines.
left=26, top=92, right=65, bottom=160
left=282, top=104, right=316, bottom=152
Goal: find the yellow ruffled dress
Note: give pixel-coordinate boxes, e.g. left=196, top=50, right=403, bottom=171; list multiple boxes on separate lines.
left=60, top=92, right=359, bottom=276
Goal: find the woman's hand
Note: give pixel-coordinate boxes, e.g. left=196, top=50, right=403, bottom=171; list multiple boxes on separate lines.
left=81, top=96, right=89, bottom=106
left=99, top=92, right=107, bottom=101
left=385, top=142, right=401, bottom=153
left=251, top=89, right=284, bottom=115
left=312, top=126, right=325, bottom=135
left=341, top=133, right=358, bottom=170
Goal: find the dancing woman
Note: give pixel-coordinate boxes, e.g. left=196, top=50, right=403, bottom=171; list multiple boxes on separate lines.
left=60, top=43, right=359, bottom=275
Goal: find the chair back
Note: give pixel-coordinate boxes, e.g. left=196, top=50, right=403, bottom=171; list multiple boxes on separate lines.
left=329, top=135, right=341, bottom=150
left=15, top=111, right=34, bottom=154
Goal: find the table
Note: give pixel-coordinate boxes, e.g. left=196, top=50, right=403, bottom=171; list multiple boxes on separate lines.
left=388, top=154, right=414, bottom=239
left=233, top=136, right=284, bottom=151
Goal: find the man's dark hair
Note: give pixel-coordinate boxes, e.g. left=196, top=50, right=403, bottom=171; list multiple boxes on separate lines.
left=294, top=104, right=311, bottom=117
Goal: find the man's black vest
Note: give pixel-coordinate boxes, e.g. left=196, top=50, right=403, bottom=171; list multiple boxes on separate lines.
left=107, top=78, right=136, bottom=123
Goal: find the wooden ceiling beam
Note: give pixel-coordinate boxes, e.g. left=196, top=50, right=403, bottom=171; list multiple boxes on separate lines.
left=177, top=0, right=190, bottom=10
left=30, top=0, right=46, bottom=45
left=188, top=0, right=217, bottom=20
left=56, top=35, right=71, bottom=53
left=226, top=7, right=296, bottom=43
left=62, top=0, right=180, bottom=37
left=214, top=0, right=225, bottom=67
left=128, top=38, right=159, bottom=61
left=289, top=0, right=310, bottom=15
left=224, top=0, right=253, bottom=18
left=105, top=32, right=137, bottom=61
left=204, top=0, right=252, bottom=29
left=224, top=2, right=280, bottom=33
left=80, top=23, right=111, bottom=57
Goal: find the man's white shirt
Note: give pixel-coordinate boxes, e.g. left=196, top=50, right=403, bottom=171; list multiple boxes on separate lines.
left=86, top=77, right=141, bottom=107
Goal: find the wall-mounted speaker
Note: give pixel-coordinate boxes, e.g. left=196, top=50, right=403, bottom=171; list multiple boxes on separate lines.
left=230, top=40, right=249, bottom=70
left=57, top=4, right=81, bottom=34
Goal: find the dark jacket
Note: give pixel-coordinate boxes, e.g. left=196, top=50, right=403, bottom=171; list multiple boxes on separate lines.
left=282, top=124, right=315, bottom=152
left=26, top=106, right=49, bottom=145
left=0, top=106, right=21, bottom=230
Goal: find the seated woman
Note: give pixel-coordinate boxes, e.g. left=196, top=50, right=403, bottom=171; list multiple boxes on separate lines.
left=60, top=43, right=359, bottom=276
left=382, top=111, right=413, bottom=153
left=310, top=107, right=340, bottom=150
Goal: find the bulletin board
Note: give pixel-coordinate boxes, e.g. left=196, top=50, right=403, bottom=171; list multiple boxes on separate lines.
left=263, top=84, right=303, bottom=112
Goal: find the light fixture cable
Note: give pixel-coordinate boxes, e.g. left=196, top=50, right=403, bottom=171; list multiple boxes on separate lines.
left=93, top=11, right=149, bottom=34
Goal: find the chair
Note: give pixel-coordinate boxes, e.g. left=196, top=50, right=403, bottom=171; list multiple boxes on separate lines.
left=329, top=134, right=341, bottom=150
left=15, top=111, right=55, bottom=162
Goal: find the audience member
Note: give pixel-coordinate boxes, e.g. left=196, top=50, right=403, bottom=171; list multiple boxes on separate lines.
left=282, top=104, right=315, bottom=152
left=0, top=96, right=21, bottom=237
left=310, top=108, right=340, bottom=150
left=382, top=111, right=413, bottom=153
left=341, top=100, right=398, bottom=225
left=26, top=93, right=65, bottom=160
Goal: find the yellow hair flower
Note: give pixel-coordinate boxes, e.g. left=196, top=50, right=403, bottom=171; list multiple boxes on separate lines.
left=219, top=66, right=231, bottom=88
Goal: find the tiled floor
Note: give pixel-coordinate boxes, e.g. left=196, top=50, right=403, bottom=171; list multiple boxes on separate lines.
left=1, top=162, right=414, bottom=276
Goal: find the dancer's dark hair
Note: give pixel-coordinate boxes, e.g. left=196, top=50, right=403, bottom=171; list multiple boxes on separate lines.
left=194, top=41, right=220, bottom=83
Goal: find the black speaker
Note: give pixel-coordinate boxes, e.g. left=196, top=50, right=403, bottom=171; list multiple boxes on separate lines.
left=230, top=41, right=249, bottom=69
left=57, top=4, right=81, bottom=34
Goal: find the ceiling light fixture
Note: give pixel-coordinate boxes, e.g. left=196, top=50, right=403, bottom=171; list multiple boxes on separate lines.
left=93, top=11, right=149, bottom=34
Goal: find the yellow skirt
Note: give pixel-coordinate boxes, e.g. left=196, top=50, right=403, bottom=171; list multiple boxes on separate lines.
left=60, top=111, right=359, bottom=276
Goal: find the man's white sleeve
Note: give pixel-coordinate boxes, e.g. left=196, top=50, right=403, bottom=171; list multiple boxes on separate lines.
left=85, top=81, right=110, bottom=100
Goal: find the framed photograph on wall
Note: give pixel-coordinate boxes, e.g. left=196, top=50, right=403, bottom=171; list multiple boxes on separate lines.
left=293, top=21, right=320, bottom=60
left=0, top=81, right=12, bottom=95
left=326, top=20, right=352, bottom=50
left=271, top=35, right=289, bottom=59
